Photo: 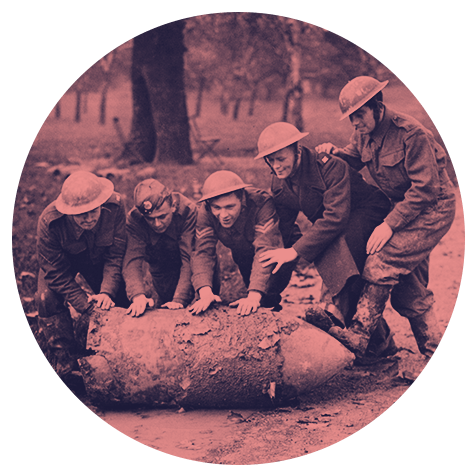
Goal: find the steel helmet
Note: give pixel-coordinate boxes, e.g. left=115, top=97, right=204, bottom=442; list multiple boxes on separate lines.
left=198, top=170, right=251, bottom=202
left=254, top=122, right=309, bottom=160
left=134, top=178, right=172, bottom=215
left=339, top=76, right=388, bottom=121
left=55, top=171, right=114, bottom=215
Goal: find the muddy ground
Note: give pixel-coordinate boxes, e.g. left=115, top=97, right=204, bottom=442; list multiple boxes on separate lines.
left=72, top=190, right=464, bottom=465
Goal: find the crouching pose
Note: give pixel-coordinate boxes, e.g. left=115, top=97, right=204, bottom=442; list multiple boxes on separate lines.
left=254, top=122, right=395, bottom=359
left=36, top=171, right=129, bottom=377
left=123, top=179, right=197, bottom=317
left=189, top=170, right=294, bottom=316
left=315, top=76, right=456, bottom=358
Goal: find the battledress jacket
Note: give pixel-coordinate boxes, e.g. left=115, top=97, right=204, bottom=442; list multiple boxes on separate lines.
left=335, top=106, right=454, bottom=230
left=271, top=146, right=388, bottom=296
left=36, top=192, right=126, bottom=314
left=123, top=192, right=196, bottom=306
left=192, top=187, right=283, bottom=295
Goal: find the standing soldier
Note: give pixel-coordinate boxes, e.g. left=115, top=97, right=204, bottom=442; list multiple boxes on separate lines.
left=315, top=76, right=456, bottom=358
left=254, top=122, right=395, bottom=360
left=189, top=170, right=294, bottom=316
left=36, top=171, right=129, bottom=378
left=123, top=179, right=196, bottom=317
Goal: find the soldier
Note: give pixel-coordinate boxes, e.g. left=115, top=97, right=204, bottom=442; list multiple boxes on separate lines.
left=315, top=76, right=456, bottom=358
left=189, top=170, right=294, bottom=316
left=36, top=171, right=129, bottom=378
left=254, top=122, right=395, bottom=360
left=123, top=178, right=196, bottom=317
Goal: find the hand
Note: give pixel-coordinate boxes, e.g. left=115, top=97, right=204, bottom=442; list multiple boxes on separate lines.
left=315, top=142, right=338, bottom=155
left=367, top=222, right=393, bottom=255
left=161, top=301, right=184, bottom=310
left=126, top=294, right=154, bottom=317
left=229, top=291, right=262, bottom=316
left=188, top=287, right=222, bottom=315
left=88, top=293, right=115, bottom=310
left=259, top=248, right=298, bottom=274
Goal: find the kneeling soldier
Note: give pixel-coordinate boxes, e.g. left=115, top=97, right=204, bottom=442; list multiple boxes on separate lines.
left=189, top=170, right=294, bottom=316
left=123, top=179, right=197, bottom=317
left=36, top=171, right=129, bottom=378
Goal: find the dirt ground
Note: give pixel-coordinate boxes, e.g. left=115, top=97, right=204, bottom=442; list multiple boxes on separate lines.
left=74, top=189, right=463, bottom=465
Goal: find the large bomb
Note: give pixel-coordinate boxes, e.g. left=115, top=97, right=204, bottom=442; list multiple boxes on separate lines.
left=79, top=307, right=354, bottom=408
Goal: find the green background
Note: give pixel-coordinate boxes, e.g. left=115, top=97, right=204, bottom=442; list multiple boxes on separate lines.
left=0, top=0, right=474, bottom=474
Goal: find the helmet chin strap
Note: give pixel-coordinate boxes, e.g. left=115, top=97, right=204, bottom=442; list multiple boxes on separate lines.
left=264, top=157, right=277, bottom=175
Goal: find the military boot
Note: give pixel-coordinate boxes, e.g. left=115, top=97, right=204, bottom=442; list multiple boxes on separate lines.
left=328, top=283, right=392, bottom=358
left=409, top=307, right=443, bottom=358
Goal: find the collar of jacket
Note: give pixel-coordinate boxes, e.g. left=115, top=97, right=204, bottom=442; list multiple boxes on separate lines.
left=282, top=146, right=327, bottom=192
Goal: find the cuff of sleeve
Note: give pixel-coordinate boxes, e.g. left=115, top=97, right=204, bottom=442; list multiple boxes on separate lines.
left=192, top=273, right=213, bottom=292
left=292, top=240, right=315, bottom=264
left=384, top=211, right=406, bottom=232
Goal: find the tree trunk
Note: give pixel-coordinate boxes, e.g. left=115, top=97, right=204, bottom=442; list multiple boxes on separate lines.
left=281, top=20, right=304, bottom=131
left=99, top=82, right=110, bottom=125
left=232, top=97, right=242, bottom=120
left=125, top=22, right=193, bottom=164
left=248, top=85, right=258, bottom=116
left=74, top=90, right=81, bottom=123
left=194, top=76, right=206, bottom=117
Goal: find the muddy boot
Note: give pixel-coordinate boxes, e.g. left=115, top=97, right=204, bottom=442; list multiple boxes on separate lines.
left=328, top=283, right=392, bottom=358
left=365, top=318, right=398, bottom=358
left=409, top=307, right=442, bottom=358
left=304, top=306, right=343, bottom=332
left=38, top=312, right=79, bottom=378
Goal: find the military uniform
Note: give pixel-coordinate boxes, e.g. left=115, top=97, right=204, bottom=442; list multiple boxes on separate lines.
left=37, top=191, right=128, bottom=314
left=192, top=187, right=292, bottom=305
left=36, top=191, right=128, bottom=375
left=123, top=192, right=196, bottom=307
left=272, top=145, right=394, bottom=355
left=335, top=106, right=456, bottom=328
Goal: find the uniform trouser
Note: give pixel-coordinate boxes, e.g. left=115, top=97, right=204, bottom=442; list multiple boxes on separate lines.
left=362, top=193, right=456, bottom=345
left=320, top=191, right=394, bottom=354
left=232, top=252, right=296, bottom=307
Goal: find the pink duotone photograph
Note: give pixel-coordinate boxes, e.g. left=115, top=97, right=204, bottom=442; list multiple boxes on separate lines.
left=5, top=2, right=472, bottom=473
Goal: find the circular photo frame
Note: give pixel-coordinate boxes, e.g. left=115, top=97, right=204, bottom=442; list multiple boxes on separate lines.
left=5, top=3, right=471, bottom=473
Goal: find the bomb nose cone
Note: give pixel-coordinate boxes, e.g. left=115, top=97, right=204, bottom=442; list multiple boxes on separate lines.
left=79, top=307, right=354, bottom=408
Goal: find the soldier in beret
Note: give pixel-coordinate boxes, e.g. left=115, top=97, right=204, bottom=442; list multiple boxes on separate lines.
left=123, top=179, right=197, bottom=317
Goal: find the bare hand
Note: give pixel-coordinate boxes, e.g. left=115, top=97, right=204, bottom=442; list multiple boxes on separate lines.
left=259, top=248, right=298, bottom=274
left=188, top=287, right=222, bottom=315
left=229, top=291, right=262, bottom=316
left=367, top=222, right=393, bottom=255
left=315, top=142, right=338, bottom=155
left=88, top=293, right=115, bottom=310
left=126, top=294, right=154, bottom=317
left=161, top=301, right=184, bottom=310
